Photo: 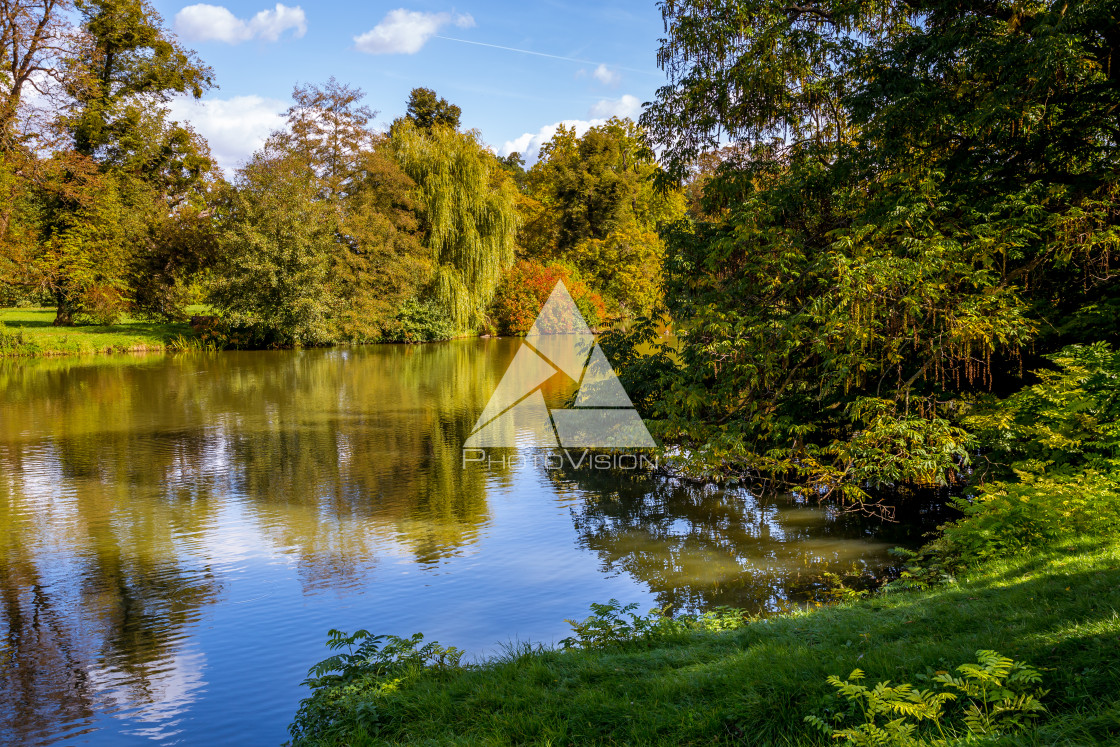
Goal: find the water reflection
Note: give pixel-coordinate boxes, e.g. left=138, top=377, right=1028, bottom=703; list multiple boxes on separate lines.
left=0, top=344, right=928, bottom=745
left=555, top=469, right=926, bottom=614
left=0, top=344, right=512, bottom=744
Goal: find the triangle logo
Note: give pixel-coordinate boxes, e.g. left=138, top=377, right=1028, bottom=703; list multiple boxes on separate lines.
left=464, top=281, right=656, bottom=449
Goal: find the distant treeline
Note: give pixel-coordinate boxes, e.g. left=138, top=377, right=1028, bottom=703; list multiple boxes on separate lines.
left=0, top=0, right=686, bottom=346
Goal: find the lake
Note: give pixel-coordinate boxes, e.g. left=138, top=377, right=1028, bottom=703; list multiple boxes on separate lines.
left=0, top=341, right=926, bottom=745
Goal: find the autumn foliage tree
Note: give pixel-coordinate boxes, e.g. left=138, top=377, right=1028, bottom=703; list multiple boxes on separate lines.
left=488, top=260, right=605, bottom=335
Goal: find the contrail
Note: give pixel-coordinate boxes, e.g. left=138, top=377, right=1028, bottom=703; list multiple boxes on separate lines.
left=433, top=36, right=660, bottom=76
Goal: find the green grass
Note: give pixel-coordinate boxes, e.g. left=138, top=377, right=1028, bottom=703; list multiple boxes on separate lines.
left=0, top=306, right=204, bottom=357
left=292, top=539, right=1120, bottom=745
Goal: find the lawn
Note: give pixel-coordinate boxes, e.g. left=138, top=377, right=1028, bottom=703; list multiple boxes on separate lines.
left=0, top=307, right=200, bottom=357
left=289, top=539, right=1120, bottom=745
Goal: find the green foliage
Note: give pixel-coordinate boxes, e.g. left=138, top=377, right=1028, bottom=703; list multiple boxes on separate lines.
left=888, top=344, right=1120, bottom=578
left=524, top=118, right=685, bottom=317
left=379, top=298, right=457, bottom=343
left=966, top=343, right=1120, bottom=481
left=389, top=120, right=519, bottom=331
left=209, top=149, right=337, bottom=347
left=264, top=80, right=432, bottom=344
left=289, top=629, right=464, bottom=745
left=129, top=198, right=222, bottom=321
left=807, top=651, right=1047, bottom=745
left=165, top=333, right=220, bottom=353
left=0, top=321, right=29, bottom=354
left=568, top=226, right=666, bottom=318
left=303, top=628, right=466, bottom=690
left=944, top=471, right=1120, bottom=563
left=402, top=87, right=461, bottom=131
left=209, top=79, right=440, bottom=347
left=33, top=155, right=144, bottom=325
left=331, top=146, right=430, bottom=342
left=0, top=152, right=37, bottom=300
left=68, top=0, right=213, bottom=158
left=615, top=0, right=1119, bottom=507
left=10, top=0, right=221, bottom=326
left=560, top=599, right=747, bottom=649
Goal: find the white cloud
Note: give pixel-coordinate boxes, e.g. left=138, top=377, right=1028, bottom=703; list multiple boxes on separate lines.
left=174, top=3, right=307, bottom=44
left=498, top=120, right=588, bottom=163
left=589, top=94, right=641, bottom=119
left=167, top=95, right=288, bottom=174
left=354, top=9, right=474, bottom=55
left=499, top=95, right=645, bottom=164
left=592, top=64, right=620, bottom=86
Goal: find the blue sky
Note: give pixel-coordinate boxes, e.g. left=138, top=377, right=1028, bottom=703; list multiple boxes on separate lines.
left=153, top=1, right=668, bottom=173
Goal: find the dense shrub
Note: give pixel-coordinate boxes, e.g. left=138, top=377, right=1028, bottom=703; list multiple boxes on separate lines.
left=0, top=322, right=35, bottom=355
left=892, top=344, right=1120, bottom=582
left=488, top=260, right=606, bottom=335
left=939, top=472, right=1120, bottom=563
left=380, top=298, right=457, bottom=343
left=966, top=343, right=1120, bottom=481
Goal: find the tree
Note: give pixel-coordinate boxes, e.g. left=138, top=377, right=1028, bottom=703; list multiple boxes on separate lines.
left=23, top=0, right=217, bottom=324
left=389, top=119, right=519, bottom=331
left=209, top=80, right=431, bottom=344
left=332, top=144, right=430, bottom=341
left=403, top=87, right=460, bottom=131
left=0, top=0, right=71, bottom=153
left=497, top=151, right=528, bottom=192
left=275, top=77, right=376, bottom=200
left=618, top=0, right=1120, bottom=510
left=0, top=151, right=37, bottom=303
left=278, top=79, right=429, bottom=341
left=210, top=148, right=337, bottom=346
left=489, top=260, right=605, bottom=335
left=66, top=0, right=211, bottom=158
left=525, top=118, right=685, bottom=316
left=31, top=151, right=142, bottom=324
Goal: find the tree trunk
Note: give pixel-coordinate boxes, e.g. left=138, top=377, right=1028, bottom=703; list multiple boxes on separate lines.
left=53, top=296, right=74, bottom=326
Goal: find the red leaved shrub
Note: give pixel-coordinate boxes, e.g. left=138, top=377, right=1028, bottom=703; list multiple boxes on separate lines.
left=489, top=261, right=606, bottom=335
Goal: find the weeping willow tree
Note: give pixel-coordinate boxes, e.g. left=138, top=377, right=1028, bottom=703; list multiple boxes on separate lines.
left=389, top=121, right=519, bottom=331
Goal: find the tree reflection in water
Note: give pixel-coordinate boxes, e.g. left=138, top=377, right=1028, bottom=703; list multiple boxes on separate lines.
left=0, top=342, right=510, bottom=744
left=554, top=468, right=940, bottom=614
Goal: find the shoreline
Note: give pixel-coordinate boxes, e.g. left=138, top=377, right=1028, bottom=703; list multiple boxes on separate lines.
left=288, top=535, right=1120, bottom=745
left=0, top=307, right=542, bottom=359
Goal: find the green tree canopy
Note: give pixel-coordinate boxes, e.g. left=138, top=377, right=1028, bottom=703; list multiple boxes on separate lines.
left=389, top=119, right=519, bottom=331
left=210, top=147, right=336, bottom=346
left=403, top=87, right=461, bottom=131
left=211, top=80, right=430, bottom=344
left=615, top=0, right=1120, bottom=509
left=9, top=0, right=216, bottom=324
left=524, top=118, right=685, bottom=316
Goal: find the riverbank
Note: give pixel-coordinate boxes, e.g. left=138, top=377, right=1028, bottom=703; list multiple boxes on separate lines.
left=0, top=307, right=196, bottom=357
left=289, top=484, right=1120, bottom=745
left=0, top=307, right=505, bottom=358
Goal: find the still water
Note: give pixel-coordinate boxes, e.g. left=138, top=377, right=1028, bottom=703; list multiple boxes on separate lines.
left=0, top=341, right=924, bottom=745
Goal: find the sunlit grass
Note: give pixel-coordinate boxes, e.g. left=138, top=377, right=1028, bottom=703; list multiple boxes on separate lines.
left=0, top=306, right=207, bottom=357
left=295, top=539, right=1120, bottom=745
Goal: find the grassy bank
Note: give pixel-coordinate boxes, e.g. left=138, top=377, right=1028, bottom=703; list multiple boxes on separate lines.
left=288, top=534, right=1120, bottom=746
left=0, top=307, right=197, bottom=357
